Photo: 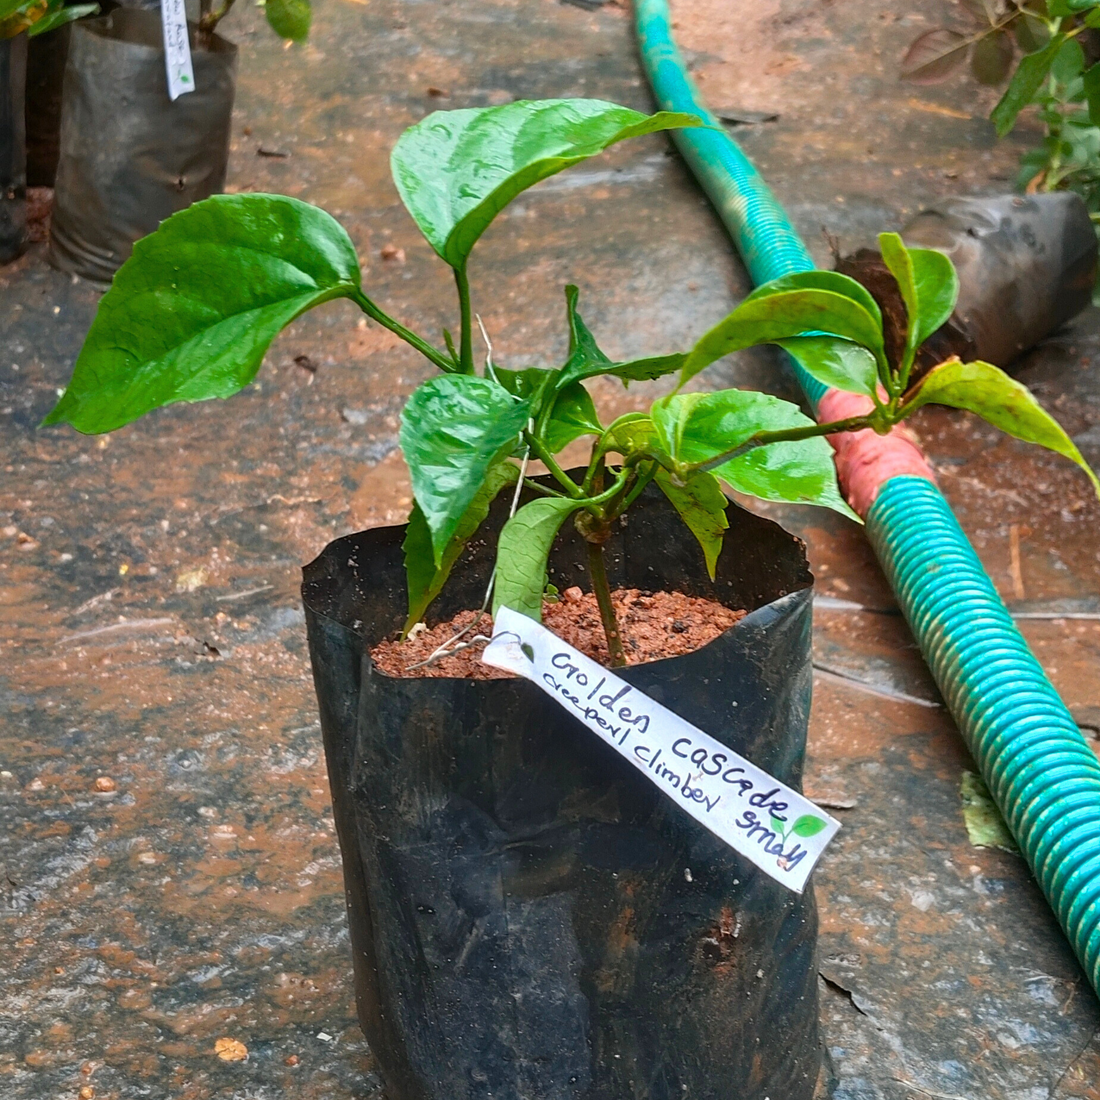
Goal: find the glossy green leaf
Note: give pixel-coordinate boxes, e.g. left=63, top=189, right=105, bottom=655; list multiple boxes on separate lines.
left=905, top=359, right=1100, bottom=495
left=557, top=285, right=687, bottom=389
left=493, top=497, right=581, bottom=621
left=597, top=413, right=665, bottom=462
left=26, top=0, right=97, bottom=36
left=265, top=0, right=311, bottom=40
left=654, top=468, right=728, bottom=579
left=401, top=461, right=518, bottom=634
left=681, top=288, right=885, bottom=386
left=545, top=384, right=603, bottom=452
left=992, top=35, right=1064, bottom=136
left=43, top=196, right=359, bottom=434
left=792, top=814, right=827, bottom=838
left=878, top=232, right=959, bottom=360
left=400, top=375, right=532, bottom=565
left=653, top=390, right=859, bottom=520
left=494, top=361, right=602, bottom=452
left=742, top=270, right=883, bottom=331
left=391, top=101, right=701, bottom=269
left=775, top=336, right=879, bottom=397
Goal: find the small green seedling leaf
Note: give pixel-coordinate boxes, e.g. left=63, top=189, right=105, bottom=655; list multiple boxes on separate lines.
left=743, top=270, right=883, bottom=330
left=400, top=375, right=532, bottom=565
left=653, top=390, right=860, bottom=520
left=991, top=35, right=1065, bottom=136
left=544, top=383, right=604, bottom=453
left=878, top=233, right=959, bottom=361
left=775, top=336, right=879, bottom=398
left=265, top=0, right=311, bottom=40
left=557, top=286, right=687, bottom=389
left=792, top=814, right=827, bottom=838
left=770, top=814, right=788, bottom=836
left=681, top=289, right=885, bottom=386
left=401, top=461, right=519, bottom=634
left=391, top=101, right=701, bottom=269
left=493, top=497, right=582, bottom=621
left=494, top=362, right=603, bottom=452
left=654, top=468, right=728, bottom=579
left=905, top=359, right=1100, bottom=496
left=43, top=195, right=360, bottom=434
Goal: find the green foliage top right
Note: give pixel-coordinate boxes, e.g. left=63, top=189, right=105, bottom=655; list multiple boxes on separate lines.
left=904, top=0, right=1100, bottom=227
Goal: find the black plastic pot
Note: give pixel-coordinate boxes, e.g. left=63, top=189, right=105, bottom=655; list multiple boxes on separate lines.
left=0, top=32, right=27, bottom=265
left=838, top=192, right=1099, bottom=375
left=25, top=22, right=70, bottom=187
left=302, top=479, right=822, bottom=1100
left=49, top=8, right=237, bottom=283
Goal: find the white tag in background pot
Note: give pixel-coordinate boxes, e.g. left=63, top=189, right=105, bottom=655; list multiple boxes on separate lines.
left=483, top=606, right=840, bottom=894
left=161, top=0, right=196, bottom=101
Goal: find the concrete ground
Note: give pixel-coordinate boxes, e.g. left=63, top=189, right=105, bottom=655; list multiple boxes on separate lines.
left=3, top=0, right=1100, bottom=1096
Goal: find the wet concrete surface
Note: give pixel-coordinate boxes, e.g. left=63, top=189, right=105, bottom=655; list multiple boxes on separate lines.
left=3, top=0, right=1100, bottom=1096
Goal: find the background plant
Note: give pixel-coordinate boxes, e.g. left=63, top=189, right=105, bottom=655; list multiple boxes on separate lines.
left=903, top=0, right=1100, bottom=231
left=0, top=0, right=97, bottom=40
left=42, top=99, right=1098, bottom=667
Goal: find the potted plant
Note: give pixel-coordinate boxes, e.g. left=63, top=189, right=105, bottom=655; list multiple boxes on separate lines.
left=47, top=0, right=311, bottom=283
left=0, top=0, right=93, bottom=262
left=42, top=99, right=1098, bottom=1099
left=24, top=0, right=99, bottom=189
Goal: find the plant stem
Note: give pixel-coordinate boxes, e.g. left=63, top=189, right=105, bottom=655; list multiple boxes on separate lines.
left=350, top=289, right=453, bottom=372
left=684, top=413, right=875, bottom=477
left=586, top=539, right=627, bottom=668
left=455, top=264, right=474, bottom=374
left=198, top=0, right=233, bottom=38
left=525, top=432, right=586, bottom=498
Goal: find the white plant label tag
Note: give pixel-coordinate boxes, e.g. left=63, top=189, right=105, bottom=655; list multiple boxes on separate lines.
left=161, top=0, right=195, bottom=101
left=483, top=606, right=839, bottom=893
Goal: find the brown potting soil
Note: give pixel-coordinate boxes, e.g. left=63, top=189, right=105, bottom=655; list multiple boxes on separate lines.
left=370, top=587, right=746, bottom=679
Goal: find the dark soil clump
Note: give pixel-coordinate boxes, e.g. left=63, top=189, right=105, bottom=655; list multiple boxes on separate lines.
left=371, top=587, right=746, bottom=679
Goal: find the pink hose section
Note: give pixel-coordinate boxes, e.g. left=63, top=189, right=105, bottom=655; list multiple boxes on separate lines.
left=816, top=389, right=937, bottom=518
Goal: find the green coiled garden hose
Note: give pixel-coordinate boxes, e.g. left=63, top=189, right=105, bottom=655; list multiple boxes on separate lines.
left=635, top=0, right=1100, bottom=995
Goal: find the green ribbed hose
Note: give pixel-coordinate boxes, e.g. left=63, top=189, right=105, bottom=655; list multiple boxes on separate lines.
left=636, top=0, right=1100, bottom=995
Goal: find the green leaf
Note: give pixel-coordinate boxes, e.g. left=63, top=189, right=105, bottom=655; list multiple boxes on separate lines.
left=905, top=359, right=1100, bottom=496
left=400, top=375, right=532, bottom=565
left=494, top=362, right=602, bottom=451
left=265, top=0, right=311, bottom=40
left=991, top=35, right=1065, bottom=136
left=391, top=101, right=701, bottom=269
left=742, top=270, right=883, bottom=330
left=770, top=814, right=788, bottom=836
left=1083, top=61, right=1100, bottom=125
left=960, top=771, right=1019, bottom=852
left=545, top=383, right=603, bottom=452
left=652, top=390, right=859, bottom=520
left=401, top=461, right=518, bottom=634
left=680, top=288, right=885, bottom=387
left=654, top=468, right=728, bottom=579
left=878, top=232, right=959, bottom=360
left=1052, top=36, right=1085, bottom=84
left=42, top=195, right=360, bottom=434
left=792, top=814, right=827, bottom=838
left=557, top=286, right=688, bottom=389
left=26, top=1, right=97, bottom=36
left=492, top=497, right=581, bottom=621
left=775, top=336, right=879, bottom=397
